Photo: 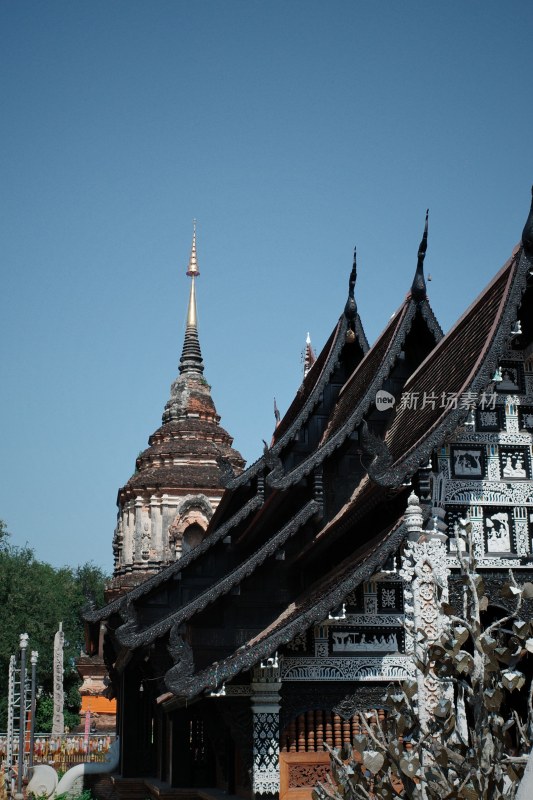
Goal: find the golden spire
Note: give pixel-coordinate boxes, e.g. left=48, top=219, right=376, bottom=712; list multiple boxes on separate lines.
left=186, top=219, right=200, bottom=277
left=186, top=270, right=198, bottom=328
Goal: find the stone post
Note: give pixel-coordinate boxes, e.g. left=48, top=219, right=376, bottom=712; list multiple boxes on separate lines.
left=52, top=623, right=65, bottom=735
left=16, top=633, right=29, bottom=799
left=251, top=658, right=282, bottom=800
left=29, top=650, right=38, bottom=768
left=400, top=492, right=449, bottom=731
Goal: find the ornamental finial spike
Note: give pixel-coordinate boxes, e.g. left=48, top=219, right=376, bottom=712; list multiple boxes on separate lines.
left=404, top=491, right=423, bottom=537
left=303, top=332, right=316, bottom=378
left=522, top=185, right=533, bottom=258
left=349, top=247, right=357, bottom=296
left=344, top=247, right=357, bottom=320
left=186, top=220, right=200, bottom=277
left=410, top=209, right=428, bottom=303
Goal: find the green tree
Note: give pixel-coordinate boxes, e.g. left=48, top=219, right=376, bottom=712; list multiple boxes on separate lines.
left=0, top=519, right=9, bottom=546
left=315, top=528, right=533, bottom=800
left=0, top=521, right=108, bottom=731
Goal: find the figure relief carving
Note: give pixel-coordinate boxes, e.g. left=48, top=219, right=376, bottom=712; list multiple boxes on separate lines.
left=280, top=656, right=414, bottom=682
left=400, top=520, right=449, bottom=728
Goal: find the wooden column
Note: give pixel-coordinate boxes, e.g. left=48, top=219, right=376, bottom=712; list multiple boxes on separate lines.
left=251, top=663, right=282, bottom=800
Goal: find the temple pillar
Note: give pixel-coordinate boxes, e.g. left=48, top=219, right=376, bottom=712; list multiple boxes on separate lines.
left=133, top=495, right=144, bottom=563
left=161, top=494, right=173, bottom=560
left=400, top=491, right=449, bottom=731
left=251, top=659, right=282, bottom=800
left=122, top=501, right=134, bottom=568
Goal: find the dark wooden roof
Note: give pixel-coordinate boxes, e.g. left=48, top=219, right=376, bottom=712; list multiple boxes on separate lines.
left=323, top=299, right=442, bottom=442
left=272, top=322, right=341, bottom=443
left=272, top=314, right=368, bottom=448
left=267, top=297, right=442, bottom=490
left=115, top=499, right=320, bottom=649
left=85, top=493, right=263, bottom=623
left=369, top=243, right=532, bottom=485
left=167, top=515, right=409, bottom=699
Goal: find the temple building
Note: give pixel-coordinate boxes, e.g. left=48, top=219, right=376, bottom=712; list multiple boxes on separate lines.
left=78, top=226, right=244, bottom=724
left=86, top=188, right=533, bottom=800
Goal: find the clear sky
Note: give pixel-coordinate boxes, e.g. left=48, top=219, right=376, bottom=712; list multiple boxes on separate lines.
left=1, top=0, right=533, bottom=572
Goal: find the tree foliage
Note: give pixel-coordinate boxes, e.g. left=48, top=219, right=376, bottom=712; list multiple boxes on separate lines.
left=0, top=521, right=108, bottom=731
left=315, top=527, right=533, bottom=800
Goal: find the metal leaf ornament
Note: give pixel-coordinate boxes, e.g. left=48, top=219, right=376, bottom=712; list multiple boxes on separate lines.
left=480, top=632, right=497, bottom=652
left=388, top=741, right=402, bottom=760
left=351, top=734, right=367, bottom=753
left=455, top=650, right=474, bottom=674
left=521, top=581, right=533, bottom=599
left=478, top=594, right=489, bottom=611
left=362, top=750, right=384, bottom=774
left=484, top=687, right=503, bottom=710
left=399, top=753, right=421, bottom=779
left=501, top=581, right=522, bottom=598
left=433, top=698, right=452, bottom=719
left=402, top=679, right=417, bottom=699
left=315, top=561, right=533, bottom=800
left=501, top=669, right=526, bottom=692
left=512, top=619, right=530, bottom=639
left=453, top=624, right=469, bottom=646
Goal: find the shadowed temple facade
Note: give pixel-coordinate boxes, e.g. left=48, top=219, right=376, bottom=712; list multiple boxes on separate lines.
left=85, top=189, right=533, bottom=800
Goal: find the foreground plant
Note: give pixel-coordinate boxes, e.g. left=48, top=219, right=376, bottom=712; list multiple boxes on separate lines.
left=315, top=524, right=533, bottom=800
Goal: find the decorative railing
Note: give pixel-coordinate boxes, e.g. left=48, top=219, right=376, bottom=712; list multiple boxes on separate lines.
left=0, top=733, right=116, bottom=770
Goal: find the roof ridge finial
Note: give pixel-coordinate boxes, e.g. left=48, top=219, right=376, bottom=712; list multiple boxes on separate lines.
left=410, top=209, right=429, bottom=303
left=522, top=185, right=533, bottom=258
left=274, top=397, right=281, bottom=426
left=344, top=247, right=357, bottom=320
left=303, top=332, right=316, bottom=377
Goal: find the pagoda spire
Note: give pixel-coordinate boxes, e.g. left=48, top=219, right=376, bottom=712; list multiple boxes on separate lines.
left=179, top=222, right=204, bottom=375
left=410, top=210, right=429, bottom=302
left=186, top=220, right=200, bottom=277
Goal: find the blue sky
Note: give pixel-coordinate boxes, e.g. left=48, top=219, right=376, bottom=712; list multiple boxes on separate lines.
left=1, top=0, right=532, bottom=571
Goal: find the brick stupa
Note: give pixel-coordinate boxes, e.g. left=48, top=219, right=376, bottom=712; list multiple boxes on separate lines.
left=108, top=224, right=245, bottom=597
